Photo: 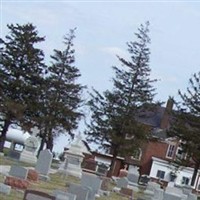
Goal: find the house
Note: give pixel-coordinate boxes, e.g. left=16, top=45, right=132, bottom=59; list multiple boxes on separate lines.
left=124, top=98, right=200, bottom=191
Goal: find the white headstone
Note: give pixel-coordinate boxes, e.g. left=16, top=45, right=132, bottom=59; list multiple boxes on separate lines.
left=19, top=136, right=39, bottom=164
left=61, top=133, right=86, bottom=178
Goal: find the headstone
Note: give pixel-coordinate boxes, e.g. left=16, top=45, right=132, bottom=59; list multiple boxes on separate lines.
left=163, top=192, right=182, bottom=200
left=20, top=136, right=39, bottom=164
left=120, top=187, right=133, bottom=197
left=182, top=185, right=193, bottom=195
left=23, top=189, right=55, bottom=200
left=138, top=175, right=150, bottom=186
left=81, top=172, right=102, bottom=199
left=96, top=163, right=108, bottom=176
left=30, top=126, right=40, bottom=136
left=63, top=134, right=85, bottom=178
left=127, top=173, right=139, bottom=184
left=152, top=188, right=164, bottom=200
left=68, top=183, right=89, bottom=200
left=143, top=181, right=160, bottom=199
left=9, top=165, right=28, bottom=180
left=52, top=189, right=77, bottom=200
left=187, top=193, right=197, bottom=200
left=165, top=186, right=183, bottom=196
left=100, top=177, right=110, bottom=191
left=0, top=183, right=11, bottom=195
left=35, top=149, right=53, bottom=180
left=116, top=177, right=128, bottom=188
left=8, top=150, right=21, bottom=160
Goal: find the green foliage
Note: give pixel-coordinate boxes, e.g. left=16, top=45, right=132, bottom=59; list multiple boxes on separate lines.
left=169, top=72, right=200, bottom=185
left=36, top=28, right=85, bottom=150
left=0, top=23, right=46, bottom=151
left=0, top=24, right=85, bottom=152
left=85, top=22, right=157, bottom=169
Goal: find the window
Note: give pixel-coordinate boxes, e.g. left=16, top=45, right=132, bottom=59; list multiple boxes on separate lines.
left=176, top=145, right=187, bottom=160
left=182, top=177, right=190, bottom=185
left=131, top=148, right=142, bottom=160
left=156, top=170, right=165, bottom=179
left=166, top=144, right=176, bottom=158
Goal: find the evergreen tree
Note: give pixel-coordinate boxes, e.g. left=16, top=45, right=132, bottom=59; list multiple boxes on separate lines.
left=85, top=22, right=157, bottom=176
left=169, top=72, right=200, bottom=186
left=37, top=29, right=85, bottom=151
left=0, top=23, right=46, bottom=152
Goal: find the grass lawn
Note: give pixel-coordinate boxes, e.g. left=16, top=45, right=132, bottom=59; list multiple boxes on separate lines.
left=0, top=155, right=143, bottom=200
left=0, top=155, right=199, bottom=200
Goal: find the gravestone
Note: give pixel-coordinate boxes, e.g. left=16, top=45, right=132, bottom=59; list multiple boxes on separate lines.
left=96, top=163, right=108, bottom=176
left=9, top=165, right=28, bottom=180
left=182, top=185, right=193, bottom=195
left=0, top=183, right=11, bottom=195
left=81, top=172, right=102, bottom=199
left=127, top=173, right=139, bottom=184
left=116, top=177, right=128, bottom=188
left=23, top=189, right=55, bottom=200
left=52, top=189, right=77, bottom=200
left=35, top=149, right=53, bottom=180
left=68, top=183, right=90, bottom=200
left=163, top=192, right=182, bottom=200
left=62, top=133, right=85, bottom=178
left=151, top=188, right=164, bottom=200
left=20, top=136, right=39, bottom=164
left=143, top=181, right=160, bottom=199
left=165, top=186, right=183, bottom=196
left=138, top=175, right=150, bottom=186
left=8, top=150, right=21, bottom=160
left=120, top=187, right=133, bottom=198
left=187, top=193, right=197, bottom=200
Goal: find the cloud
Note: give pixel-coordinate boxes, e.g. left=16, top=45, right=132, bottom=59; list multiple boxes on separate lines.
left=101, top=46, right=128, bottom=59
left=2, top=3, right=60, bottom=26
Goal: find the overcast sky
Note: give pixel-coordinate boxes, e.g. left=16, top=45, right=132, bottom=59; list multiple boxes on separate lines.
left=1, top=1, right=200, bottom=153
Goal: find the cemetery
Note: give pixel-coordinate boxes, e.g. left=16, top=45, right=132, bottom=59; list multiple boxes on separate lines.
left=0, top=132, right=200, bottom=200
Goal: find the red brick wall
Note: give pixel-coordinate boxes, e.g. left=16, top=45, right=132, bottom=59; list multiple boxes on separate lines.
left=140, top=141, right=169, bottom=175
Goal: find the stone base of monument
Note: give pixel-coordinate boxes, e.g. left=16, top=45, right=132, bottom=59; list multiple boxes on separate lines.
left=65, top=163, right=82, bottom=178
left=19, top=150, right=37, bottom=164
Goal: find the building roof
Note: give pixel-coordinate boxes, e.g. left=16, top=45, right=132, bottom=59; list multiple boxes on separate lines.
left=136, top=106, right=165, bottom=128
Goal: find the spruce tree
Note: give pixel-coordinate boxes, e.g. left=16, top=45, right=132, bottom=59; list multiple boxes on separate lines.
left=85, top=22, right=157, bottom=175
left=169, top=72, right=200, bottom=186
left=38, top=29, right=84, bottom=151
left=0, top=23, right=46, bottom=152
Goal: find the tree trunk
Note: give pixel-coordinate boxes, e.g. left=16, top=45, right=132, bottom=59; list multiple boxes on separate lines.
left=46, top=134, right=53, bottom=152
left=107, top=145, right=118, bottom=177
left=0, top=118, right=11, bottom=152
left=191, top=161, right=200, bottom=186
left=37, top=135, right=45, bottom=157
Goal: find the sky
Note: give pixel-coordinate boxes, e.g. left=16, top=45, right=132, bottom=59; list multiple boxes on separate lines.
left=1, top=0, right=200, bottom=153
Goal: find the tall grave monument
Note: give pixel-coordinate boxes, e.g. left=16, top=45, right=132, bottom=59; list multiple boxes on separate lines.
left=59, top=133, right=88, bottom=178
left=19, top=127, right=40, bottom=164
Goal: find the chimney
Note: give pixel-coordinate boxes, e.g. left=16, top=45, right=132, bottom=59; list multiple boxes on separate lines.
left=160, top=98, right=174, bottom=129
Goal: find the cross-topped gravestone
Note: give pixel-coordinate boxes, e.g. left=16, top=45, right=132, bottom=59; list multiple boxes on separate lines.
left=19, top=136, right=39, bottom=164
left=30, top=126, right=40, bottom=137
